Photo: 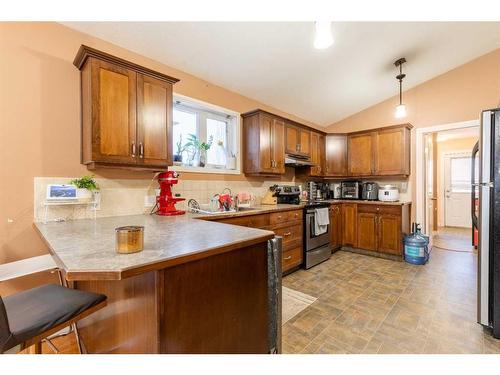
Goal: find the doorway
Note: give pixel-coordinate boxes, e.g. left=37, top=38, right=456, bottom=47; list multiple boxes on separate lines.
left=419, top=124, right=479, bottom=252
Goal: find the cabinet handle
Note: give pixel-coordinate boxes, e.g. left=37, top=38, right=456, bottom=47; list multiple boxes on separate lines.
left=283, top=232, right=292, bottom=237
left=131, top=142, right=136, bottom=157
left=139, top=143, right=144, bottom=158
left=284, top=255, right=292, bottom=260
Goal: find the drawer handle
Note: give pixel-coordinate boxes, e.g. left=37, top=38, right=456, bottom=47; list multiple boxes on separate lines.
left=283, top=232, right=292, bottom=236
left=284, top=256, right=292, bottom=260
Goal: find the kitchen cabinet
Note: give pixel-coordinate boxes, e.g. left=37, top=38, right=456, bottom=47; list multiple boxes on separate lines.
left=329, top=204, right=342, bottom=251
left=325, top=134, right=347, bottom=176
left=74, top=45, right=179, bottom=170
left=242, top=110, right=285, bottom=175
left=373, top=126, right=411, bottom=176
left=347, top=124, right=412, bottom=177
left=310, top=132, right=326, bottom=176
left=285, top=123, right=311, bottom=157
left=348, top=132, right=374, bottom=176
left=355, top=204, right=405, bottom=256
left=207, top=208, right=303, bottom=274
left=378, top=213, right=401, bottom=255
left=357, top=211, right=378, bottom=251
left=342, top=203, right=357, bottom=247
left=136, top=74, right=173, bottom=166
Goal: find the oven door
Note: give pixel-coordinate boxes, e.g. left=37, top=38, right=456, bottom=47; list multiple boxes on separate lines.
left=305, top=209, right=330, bottom=250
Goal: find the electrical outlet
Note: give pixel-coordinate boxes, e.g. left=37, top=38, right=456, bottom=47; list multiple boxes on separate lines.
left=401, top=182, right=408, bottom=191
left=92, top=191, right=101, bottom=210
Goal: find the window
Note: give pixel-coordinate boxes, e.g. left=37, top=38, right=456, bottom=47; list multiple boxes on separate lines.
left=172, top=95, right=239, bottom=173
left=450, top=156, right=474, bottom=193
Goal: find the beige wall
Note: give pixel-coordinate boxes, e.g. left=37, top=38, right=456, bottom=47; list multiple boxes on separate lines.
left=327, top=47, right=500, bottom=221
left=436, top=136, right=478, bottom=226
left=0, top=22, right=316, bottom=295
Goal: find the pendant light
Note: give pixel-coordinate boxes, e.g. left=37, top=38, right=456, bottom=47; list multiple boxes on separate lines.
left=314, top=21, right=333, bottom=50
left=394, top=57, right=407, bottom=119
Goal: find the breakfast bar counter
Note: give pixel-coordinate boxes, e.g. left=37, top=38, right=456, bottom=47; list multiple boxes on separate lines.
left=34, top=214, right=275, bottom=354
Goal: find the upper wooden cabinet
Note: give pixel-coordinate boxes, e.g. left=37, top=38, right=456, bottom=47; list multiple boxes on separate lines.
left=74, top=45, right=179, bottom=170
left=348, top=132, right=374, bottom=176
left=347, top=124, right=412, bottom=177
left=242, top=110, right=285, bottom=175
left=373, top=126, right=411, bottom=176
left=325, top=134, right=347, bottom=177
left=310, top=132, right=325, bottom=177
left=285, top=123, right=311, bottom=157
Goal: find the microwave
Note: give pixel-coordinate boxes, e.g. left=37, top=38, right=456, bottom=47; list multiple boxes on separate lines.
left=341, top=181, right=361, bottom=199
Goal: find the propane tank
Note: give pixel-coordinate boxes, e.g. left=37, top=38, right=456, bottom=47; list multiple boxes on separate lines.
left=403, top=223, right=430, bottom=265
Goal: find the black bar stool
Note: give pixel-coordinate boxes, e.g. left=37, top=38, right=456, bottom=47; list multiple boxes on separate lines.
left=0, top=284, right=106, bottom=354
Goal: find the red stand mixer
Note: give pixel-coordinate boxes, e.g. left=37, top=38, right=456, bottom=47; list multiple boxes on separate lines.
left=155, top=171, right=185, bottom=216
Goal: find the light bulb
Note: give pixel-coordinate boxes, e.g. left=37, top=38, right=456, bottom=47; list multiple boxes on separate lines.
left=395, top=104, right=407, bottom=118
left=314, top=21, right=333, bottom=50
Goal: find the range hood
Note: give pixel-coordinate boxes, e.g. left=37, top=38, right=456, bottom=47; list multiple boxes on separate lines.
left=284, top=154, right=315, bottom=167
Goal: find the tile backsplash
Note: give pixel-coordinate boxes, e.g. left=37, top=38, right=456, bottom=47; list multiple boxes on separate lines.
left=34, top=177, right=410, bottom=223
left=34, top=177, right=296, bottom=222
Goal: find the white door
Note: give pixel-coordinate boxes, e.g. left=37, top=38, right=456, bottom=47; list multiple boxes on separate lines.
left=444, top=153, right=473, bottom=228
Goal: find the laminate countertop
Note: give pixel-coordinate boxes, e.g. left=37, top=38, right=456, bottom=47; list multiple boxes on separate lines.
left=190, top=200, right=411, bottom=221
left=34, top=214, right=274, bottom=281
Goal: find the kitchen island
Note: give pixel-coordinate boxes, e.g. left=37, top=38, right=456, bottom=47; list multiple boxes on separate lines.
left=34, top=214, right=275, bottom=354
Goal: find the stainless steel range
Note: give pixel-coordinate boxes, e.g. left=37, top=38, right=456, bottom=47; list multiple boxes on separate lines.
left=304, top=201, right=331, bottom=269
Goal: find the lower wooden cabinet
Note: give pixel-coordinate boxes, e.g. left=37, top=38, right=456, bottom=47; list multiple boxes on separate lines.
left=355, top=204, right=407, bottom=256
left=378, top=214, right=402, bottom=255
left=357, top=211, right=377, bottom=251
left=208, top=208, right=303, bottom=274
left=282, top=246, right=303, bottom=271
left=342, top=203, right=357, bottom=247
left=329, top=204, right=342, bottom=250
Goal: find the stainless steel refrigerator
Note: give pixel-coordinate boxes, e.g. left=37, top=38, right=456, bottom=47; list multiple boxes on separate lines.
left=475, top=108, right=500, bottom=338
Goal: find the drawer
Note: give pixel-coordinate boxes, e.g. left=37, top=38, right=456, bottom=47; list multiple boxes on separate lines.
left=357, top=204, right=401, bottom=216
left=269, top=209, right=302, bottom=226
left=273, top=223, right=302, bottom=245
left=282, top=246, right=303, bottom=272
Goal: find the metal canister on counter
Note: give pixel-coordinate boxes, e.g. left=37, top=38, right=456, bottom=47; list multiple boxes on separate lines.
left=115, top=226, right=144, bottom=254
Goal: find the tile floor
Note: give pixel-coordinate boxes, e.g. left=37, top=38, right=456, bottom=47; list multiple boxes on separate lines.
left=282, top=248, right=500, bottom=354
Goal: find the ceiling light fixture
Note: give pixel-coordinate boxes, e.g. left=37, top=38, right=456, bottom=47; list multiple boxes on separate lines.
left=314, top=21, right=333, bottom=50
left=394, top=57, right=407, bottom=119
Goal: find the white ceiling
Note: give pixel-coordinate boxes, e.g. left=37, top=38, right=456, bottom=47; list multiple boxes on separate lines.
left=62, top=22, right=500, bottom=127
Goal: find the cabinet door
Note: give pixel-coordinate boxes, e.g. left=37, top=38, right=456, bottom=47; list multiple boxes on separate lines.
left=285, top=123, right=299, bottom=154
left=330, top=204, right=342, bottom=250
left=342, top=203, right=357, bottom=247
left=325, top=135, right=347, bottom=176
left=310, top=132, right=321, bottom=176
left=373, top=127, right=410, bottom=175
left=271, top=117, right=285, bottom=173
left=348, top=133, right=374, bottom=176
left=91, top=59, right=137, bottom=164
left=357, top=212, right=378, bottom=251
left=137, top=74, right=173, bottom=167
left=378, top=214, right=402, bottom=255
left=299, top=129, right=311, bottom=156
left=258, top=114, right=275, bottom=173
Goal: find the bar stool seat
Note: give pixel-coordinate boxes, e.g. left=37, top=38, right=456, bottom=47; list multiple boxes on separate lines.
left=1, top=284, right=106, bottom=353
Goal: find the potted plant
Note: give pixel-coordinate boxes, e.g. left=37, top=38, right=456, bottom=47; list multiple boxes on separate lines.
left=173, top=135, right=185, bottom=165
left=185, top=134, right=213, bottom=167
left=70, top=175, right=99, bottom=201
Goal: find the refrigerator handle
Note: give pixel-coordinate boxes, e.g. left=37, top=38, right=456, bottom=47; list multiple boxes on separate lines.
left=471, top=141, right=479, bottom=230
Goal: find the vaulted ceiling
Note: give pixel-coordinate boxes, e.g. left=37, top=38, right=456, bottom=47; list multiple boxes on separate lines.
left=62, top=22, right=500, bottom=127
